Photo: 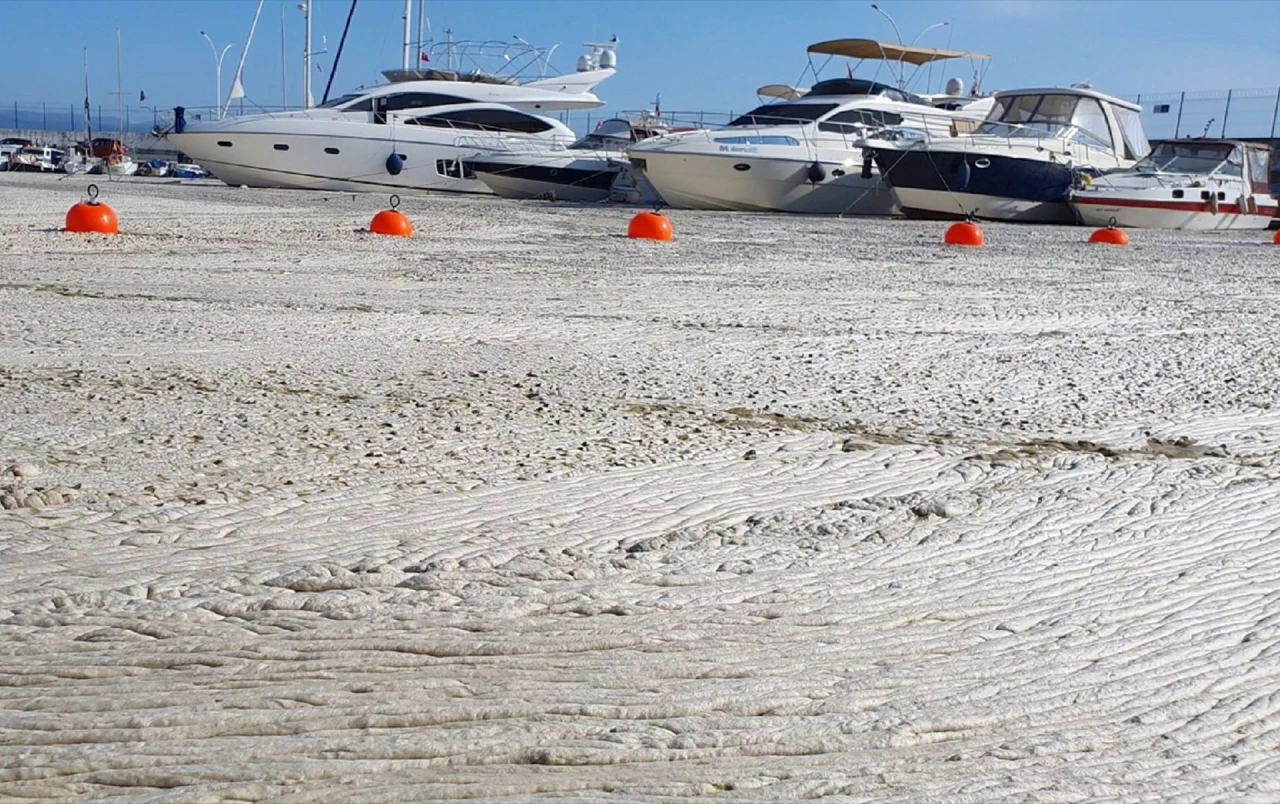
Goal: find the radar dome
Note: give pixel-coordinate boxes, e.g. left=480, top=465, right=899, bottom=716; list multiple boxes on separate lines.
left=576, top=54, right=591, bottom=72
left=944, top=77, right=963, bottom=96
left=598, top=48, right=616, bottom=69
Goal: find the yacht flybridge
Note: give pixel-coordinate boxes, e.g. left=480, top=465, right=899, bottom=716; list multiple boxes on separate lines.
left=168, top=24, right=620, bottom=194
left=626, top=38, right=992, bottom=215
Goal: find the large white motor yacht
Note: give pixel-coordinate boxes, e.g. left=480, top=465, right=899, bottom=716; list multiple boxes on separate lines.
left=625, top=39, right=992, bottom=215
left=863, top=85, right=1149, bottom=223
left=167, top=41, right=618, bottom=195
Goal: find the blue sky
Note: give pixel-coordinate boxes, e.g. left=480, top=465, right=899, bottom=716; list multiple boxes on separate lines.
left=2, top=0, right=1278, bottom=120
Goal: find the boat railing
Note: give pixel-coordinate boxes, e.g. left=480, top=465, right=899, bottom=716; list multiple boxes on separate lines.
left=454, top=134, right=575, bottom=154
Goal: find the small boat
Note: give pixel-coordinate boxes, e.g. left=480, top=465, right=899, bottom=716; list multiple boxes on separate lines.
left=136, top=159, right=171, bottom=177
left=0, top=137, right=33, bottom=170
left=7, top=145, right=65, bottom=172
left=1071, top=139, right=1277, bottom=230
left=170, top=162, right=209, bottom=179
left=60, top=144, right=98, bottom=174
left=467, top=115, right=667, bottom=203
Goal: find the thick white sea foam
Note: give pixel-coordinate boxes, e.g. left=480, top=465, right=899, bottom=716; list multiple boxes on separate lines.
left=2, top=173, right=1279, bottom=801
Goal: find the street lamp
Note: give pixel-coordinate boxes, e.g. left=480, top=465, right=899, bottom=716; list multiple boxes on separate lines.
left=200, top=32, right=235, bottom=116
left=908, top=21, right=949, bottom=49
left=870, top=4, right=903, bottom=45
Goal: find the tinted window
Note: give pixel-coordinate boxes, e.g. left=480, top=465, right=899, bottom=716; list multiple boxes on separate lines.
left=806, top=79, right=894, bottom=98
left=381, top=92, right=470, bottom=112
left=818, top=109, right=904, bottom=134
left=407, top=108, right=555, bottom=133
left=728, top=103, right=838, bottom=127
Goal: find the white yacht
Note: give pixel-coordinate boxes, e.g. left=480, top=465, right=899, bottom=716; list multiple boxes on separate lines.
left=166, top=40, right=618, bottom=195
left=467, top=115, right=666, bottom=203
left=1069, top=139, right=1276, bottom=230
left=625, top=39, right=992, bottom=215
left=863, top=85, right=1149, bottom=223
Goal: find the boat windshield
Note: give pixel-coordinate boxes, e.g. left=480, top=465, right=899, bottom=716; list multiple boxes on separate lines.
left=975, top=93, right=1113, bottom=149
left=317, top=92, right=366, bottom=109
left=728, top=103, right=839, bottom=127
left=571, top=118, right=639, bottom=149
left=1134, top=142, right=1240, bottom=176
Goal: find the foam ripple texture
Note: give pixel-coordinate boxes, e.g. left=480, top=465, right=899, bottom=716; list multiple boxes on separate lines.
left=2, top=174, right=1279, bottom=801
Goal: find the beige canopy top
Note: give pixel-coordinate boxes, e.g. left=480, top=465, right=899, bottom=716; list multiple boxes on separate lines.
left=807, top=39, right=990, bottom=65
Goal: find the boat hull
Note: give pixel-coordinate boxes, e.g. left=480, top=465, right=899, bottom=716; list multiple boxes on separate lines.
left=631, top=150, right=896, bottom=215
left=874, top=147, right=1080, bottom=223
left=469, top=156, right=622, bottom=202
left=1071, top=193, right=1279, bottom=231
left=167, top=130, right=497, bottom=195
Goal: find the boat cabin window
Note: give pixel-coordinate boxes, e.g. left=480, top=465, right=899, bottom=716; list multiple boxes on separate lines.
left=803, top=78, right=926, bottom=104
left=728, top=103, right=838, bottom=127
left=318, top=93, right=371, bottom=110
left=372, top=92, right=471, bottom=122
left=405, top=108, right=555, bottom=134
left=1247, top=146, right=1269, bottom=191
left=1135, top=141, right=1238, bottom=176
left=1112, top=106, right=1150, bottom=161
left=978, top=93, right=1112, bottom=148
left=818, top=109, right=904, bottom=134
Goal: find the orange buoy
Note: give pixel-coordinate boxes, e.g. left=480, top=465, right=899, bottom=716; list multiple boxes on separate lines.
left=627, top=210, right=672, bottom=242
left=369, top=194, right=412, bottom=237
left=65, top=184, right=118, bottom=235
left=943, top=220, right=983, bottom=247
left=1088, top=218, right=1129, bottom=246
left=1272, top=229, right=1280, bottom=245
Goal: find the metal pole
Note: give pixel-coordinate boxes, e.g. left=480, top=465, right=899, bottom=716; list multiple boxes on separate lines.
left=402, top=0, right=412, bottom=71
left=1172, top=91, right=1185, bottom=139
left=42, top=103, right=47, bottom=130
left=281, top=3, right=287, bottom=108
left=303, top=1, right=312, bottom=108
left=1221, top=89, right=1232, bottom=138
left=1270, top=87, right=1280, bottom=138
left=12, top=102, right=16, bottom=128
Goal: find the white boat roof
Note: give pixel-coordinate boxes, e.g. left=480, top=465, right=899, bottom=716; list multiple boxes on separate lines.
left=756, top=84, right=808, bottom=101
left=807, top=38, right=990, bottom=65
left=331, top=78, right=606, bottom=111
left=992, top=86, right=1141, bottom=113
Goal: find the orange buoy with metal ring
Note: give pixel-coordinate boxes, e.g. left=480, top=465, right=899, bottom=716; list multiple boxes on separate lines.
left=943, top=220, right=983, bottom=247
left=65, top=184, right=118, bottom=235
left=369, top=194, right=412, bottom=237
left=1088, top=217, right=1129, bottom=246
left=627, top=210, right=672, bottom=242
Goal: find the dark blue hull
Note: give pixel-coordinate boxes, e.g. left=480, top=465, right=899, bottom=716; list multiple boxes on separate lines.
left=873, top=147, right=1080, bottom=222
left=465, top=160, right=617, bottom=192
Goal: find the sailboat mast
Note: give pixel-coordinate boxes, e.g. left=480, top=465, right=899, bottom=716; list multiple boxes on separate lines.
left=83, top=48, right=91, bottom=142
left=116, top=28, right=123, bottom=138
left=416, top=0, right=425, bottom=62
left=401, top=0, right=412, bottom=71
left=281, top=3, right=287, bottom=108
left=303, top=0, right=312, bottom=108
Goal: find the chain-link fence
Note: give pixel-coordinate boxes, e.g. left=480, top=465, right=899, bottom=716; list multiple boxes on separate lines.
left=1122, top=88, right=1280, bottom=142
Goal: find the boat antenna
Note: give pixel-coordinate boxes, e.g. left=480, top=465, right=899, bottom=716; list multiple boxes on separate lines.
left=322, top=0, right=357, bottom=104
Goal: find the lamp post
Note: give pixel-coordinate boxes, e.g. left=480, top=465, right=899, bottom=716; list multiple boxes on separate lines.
left=870, top=4, right=903, bottom=44
left=908, top=21, right=948, bottom=48
left=200, top=32, right=234, bottom=116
